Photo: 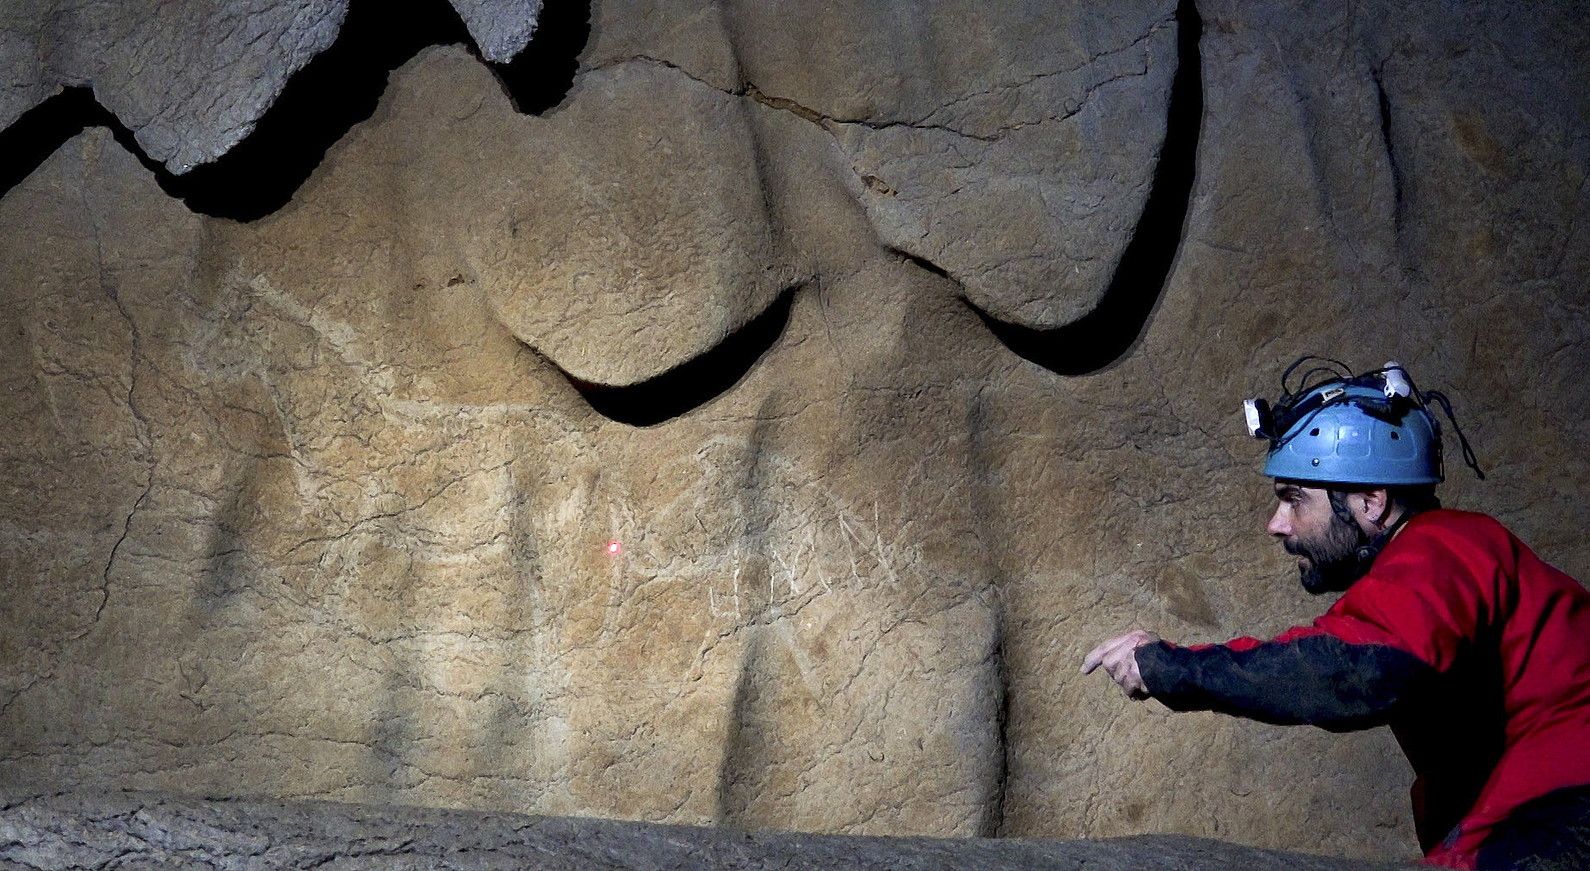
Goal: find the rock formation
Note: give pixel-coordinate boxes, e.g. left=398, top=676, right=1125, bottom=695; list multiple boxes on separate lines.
left=1, top=0, right=544, bottom=172
left=0, top=0, right=1585, bottom=864
left=0, top=786, right=1398, bottom=869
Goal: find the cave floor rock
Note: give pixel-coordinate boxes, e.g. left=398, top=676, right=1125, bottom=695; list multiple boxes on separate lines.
left=0, top=786, right=1405, bottom=870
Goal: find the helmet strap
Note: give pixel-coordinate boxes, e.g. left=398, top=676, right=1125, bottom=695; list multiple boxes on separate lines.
left=1326, top=490, right=1422, bottom=582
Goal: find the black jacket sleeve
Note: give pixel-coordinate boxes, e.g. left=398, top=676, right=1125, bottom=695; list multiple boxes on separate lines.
left=1134, top=636, right=1436, bottom=731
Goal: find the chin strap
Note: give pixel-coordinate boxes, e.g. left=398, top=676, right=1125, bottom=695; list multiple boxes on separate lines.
left=1353, top=507, right=1420, bottom=567
left=1323, top=493, right=1421, bottom=589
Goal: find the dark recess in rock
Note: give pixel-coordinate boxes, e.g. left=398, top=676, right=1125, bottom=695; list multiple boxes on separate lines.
left=489, top=0, right=592, bottom=114
left=969, top=0, right=1203, bottom=376
left=0, top=88, right=120, bottom=202
left=0, top=1, right=464, bottom=219
left=715, top=623, right=765, bottom=826
left=891, top=248, right=955, bottom=282
left=561, top=286, right=800, bottom=427
left=1371, top=64, right=1404, bottom=228
left=159, top=0, right=474, bottom=220
left=0, top=0, right=584, bottom=221
left=985, top=595, right=1012, bottom=838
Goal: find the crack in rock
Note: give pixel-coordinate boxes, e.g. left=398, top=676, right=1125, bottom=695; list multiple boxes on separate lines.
left=68, top=168, right=157, bottom=641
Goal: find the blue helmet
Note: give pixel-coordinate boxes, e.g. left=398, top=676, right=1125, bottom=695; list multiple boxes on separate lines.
left=1243, top=358, right=1479, bottom=487
left=1261, top=382, right=1442, bottom=485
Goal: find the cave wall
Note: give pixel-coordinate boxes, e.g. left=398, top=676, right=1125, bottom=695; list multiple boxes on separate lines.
left=0, top=0, right=1586, bottom=862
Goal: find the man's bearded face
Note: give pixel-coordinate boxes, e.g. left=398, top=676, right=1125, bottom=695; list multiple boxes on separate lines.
left=1284, top=506, right=1367, bottom=593
left=1269, top=484, right=1370, bottom=595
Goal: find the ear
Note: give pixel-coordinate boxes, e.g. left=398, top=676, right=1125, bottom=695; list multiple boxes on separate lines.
left=1354, top=489, right=1393, bottom=528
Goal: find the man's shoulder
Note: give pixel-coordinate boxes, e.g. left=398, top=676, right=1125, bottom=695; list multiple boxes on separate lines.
left=1324, top=512, right=1511, bottom=637
left=1376, top=509, right=1522, bottom=583
left=1401, top=508, right=1512, bottom=546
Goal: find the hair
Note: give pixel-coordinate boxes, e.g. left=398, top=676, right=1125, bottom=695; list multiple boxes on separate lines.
left=1326, top=484, right=1441, bottom=517
left=1388, top=485, right=1442, bottom=513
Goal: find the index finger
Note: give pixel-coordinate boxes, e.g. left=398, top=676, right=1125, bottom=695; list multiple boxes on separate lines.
left=1080, top=640, right=1113, bottom=674
left=1081, top=635, right=1133, bottom=674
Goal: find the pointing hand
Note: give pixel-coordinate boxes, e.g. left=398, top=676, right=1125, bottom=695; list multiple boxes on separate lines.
left=1081, top=629, right=1160, bottom=700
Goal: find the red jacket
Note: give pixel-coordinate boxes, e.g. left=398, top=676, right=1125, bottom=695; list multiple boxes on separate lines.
left=1136, top=509, right=1590, bottom=867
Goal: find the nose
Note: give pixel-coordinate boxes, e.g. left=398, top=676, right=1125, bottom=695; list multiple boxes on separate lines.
left=1267, top=504, right=1291, bottom=539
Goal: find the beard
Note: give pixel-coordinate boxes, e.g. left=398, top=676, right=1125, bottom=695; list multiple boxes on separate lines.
left=1284, top=511, right=1371, bottom=595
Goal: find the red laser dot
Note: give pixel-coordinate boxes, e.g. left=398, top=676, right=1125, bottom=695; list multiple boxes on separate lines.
left=606, top=540, right=622, bottom=556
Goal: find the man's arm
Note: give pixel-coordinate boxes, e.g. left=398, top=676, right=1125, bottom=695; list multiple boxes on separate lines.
left=1133, top=633, right=1435, bottom=731
left=1083, top=522, right=1486, bottom=730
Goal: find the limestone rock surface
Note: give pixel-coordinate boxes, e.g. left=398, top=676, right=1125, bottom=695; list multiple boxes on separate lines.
left=0, top=0, right=1586, bottom=866
left=1, top=0, right=349, bottom=173
left=452, top=0, right=543, bottom=63
left=0, top=787, right=1397, bottom=870
left=475, top=59, right=800, bottom=386
left=728, top=0, right=1182, bottom=328
left=0, top=0, right=543, bottom=173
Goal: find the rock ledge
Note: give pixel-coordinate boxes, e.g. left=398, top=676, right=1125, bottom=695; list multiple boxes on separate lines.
left=0, top=786, right=1402, bottom=870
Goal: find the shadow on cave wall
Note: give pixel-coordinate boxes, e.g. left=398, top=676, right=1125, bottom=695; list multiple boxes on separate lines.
left=0, top=0, right=1200, bottom=429
left=551, top=0, right=1206, bottom=428
left=557, top=286, right=802, bottom=428
left=0, top=0, right=592, bottom=221
left=0, top=88, right=118, bottom=202
left=966, top=0, right=1204, bottom=377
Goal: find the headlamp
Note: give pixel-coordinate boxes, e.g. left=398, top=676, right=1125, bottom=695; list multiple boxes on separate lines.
left=1243, top=398, right=1272, bottom=440
left=1242, top=355, right=1486, bottom=481
left=1382, top=361, right=1412, bottom=400
left=1242, top=360, right=1420, bottom=446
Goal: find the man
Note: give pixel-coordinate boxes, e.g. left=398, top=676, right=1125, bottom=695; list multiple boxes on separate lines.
left=1082, top=359, right=1590, bottom=869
